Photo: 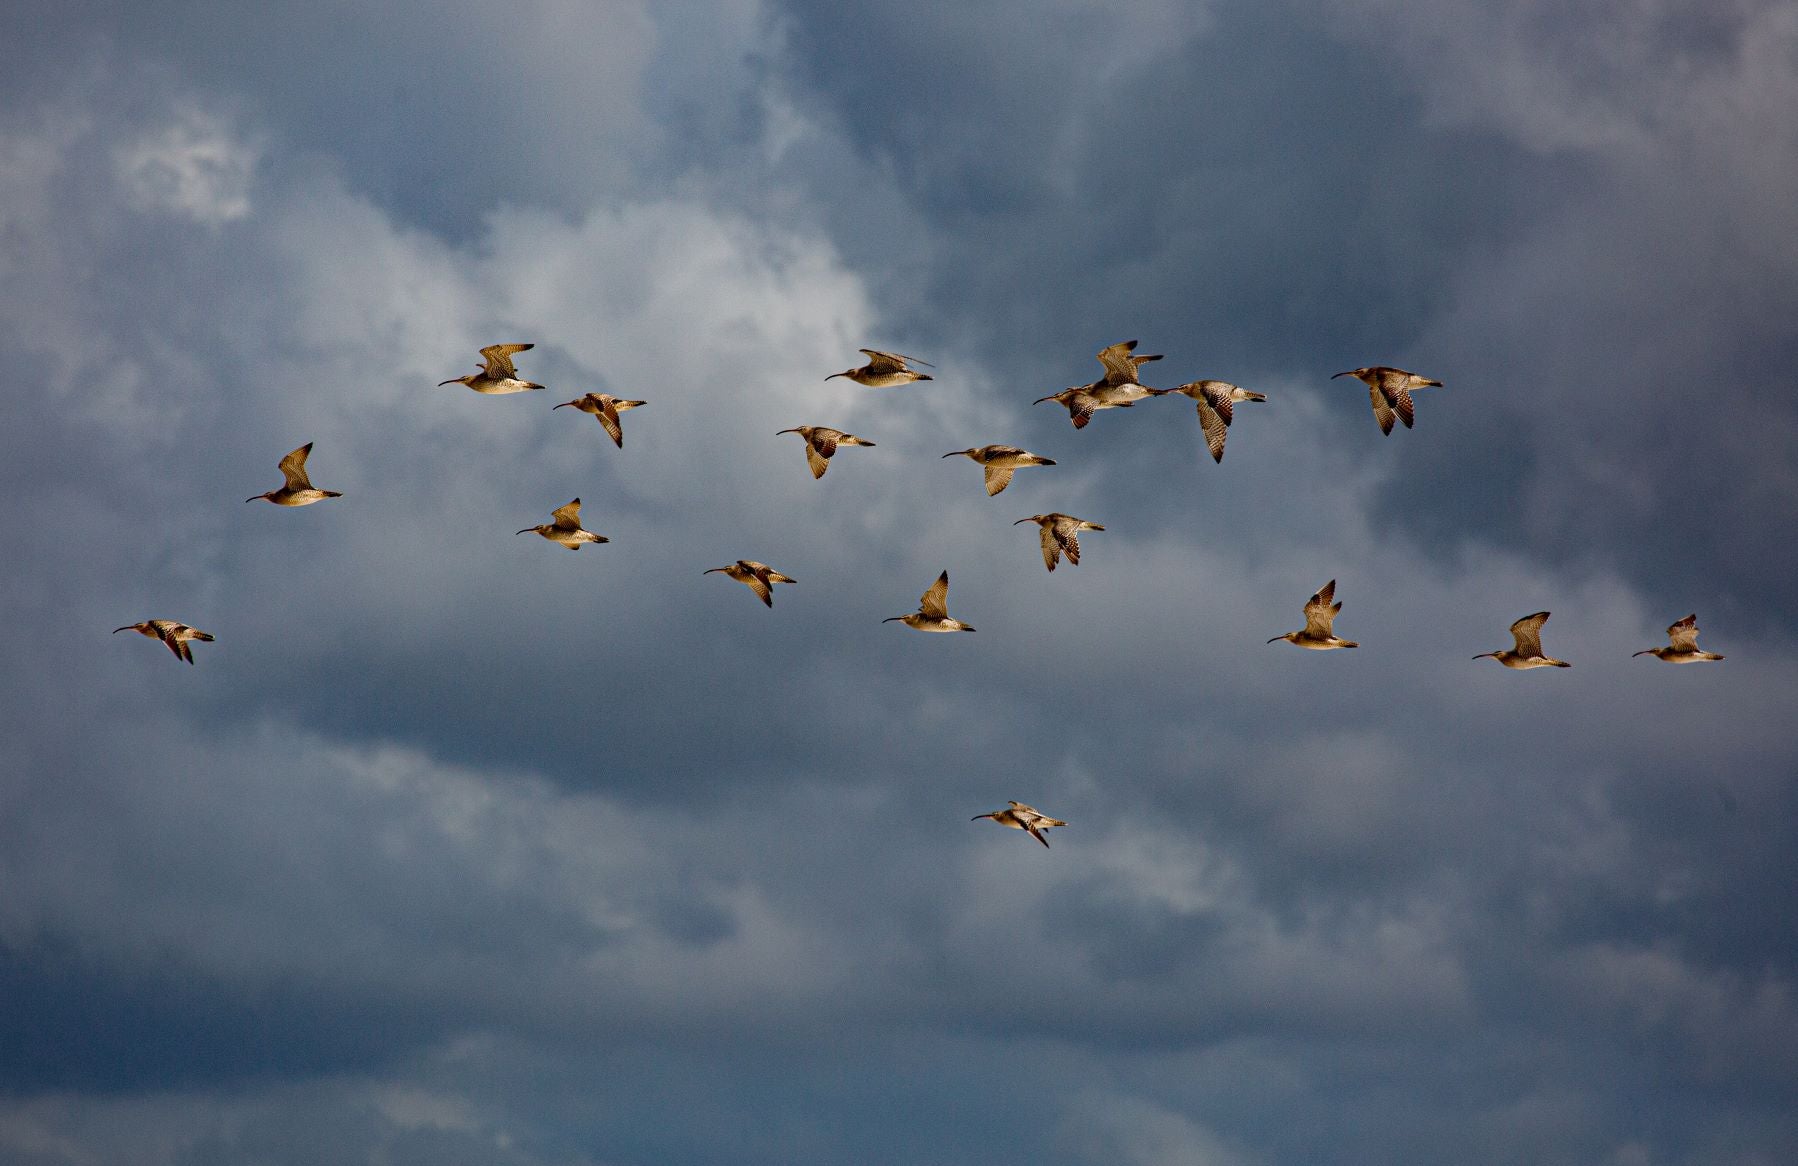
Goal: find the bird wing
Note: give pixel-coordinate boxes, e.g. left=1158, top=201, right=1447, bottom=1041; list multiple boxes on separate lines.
left=1038, top=523, right=1060, bottom=571
left=1200, top=382, right=1236, bottom=425
left=1095, top=340, right=1140, bottom=385
left=1510, top=612, right=1551, bottom=657
left=1387, top=385, right=1415, bottom=429
left=1303, top=581, right=1339, bottom=637
left=1667, top=613, right=1700, bottom=652
left=1196, top=400, right=1229, bottom=463
left=1369, top=385, right=1396, bottom=435
left=860, top=349, right=932, bottom=371
left=1054, top=519, right=1083, bottom=566
left=594, top=400, right=624, bottom=447
left=812, top=429, right=840, bottom=460
left=920, top=572, right=950, bottom=619
left=983, top=465, right=1015, bottom=495
left=479, top=343, right=533, bottom=378
left=1025, top=822, right=1051, bottom=848
left=277, top=443, right=314, bottom=491
left=1068, top=392, right=1099, bottom=429
left=550, top=499, right=583, bottom=530
left=804, top=441, right=830, bottom=479
left=743, top=570, right=774, bottom=607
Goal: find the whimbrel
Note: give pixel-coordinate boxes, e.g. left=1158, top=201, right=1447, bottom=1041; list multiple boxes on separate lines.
left=517, top=498, right=608, bottom=549
left=1268, top=579, right=1358, bottom=649
left=942, top=445, right=1056, bottom=496
left=439, top=344, right=544, bottom=394
left=554, top=393, right=645, bottom=448
left=1035, top=340, right=1163, bottom=426
left=827, top=349, right=934, bottom=388
left=1474, top=612, right=1571, bottom=668
left=1634, top=613, right=1724, bottom=663
left=113, top=620, right=213, bottom=665
left=1332, top=366, right=1441, bottom=435
left=776, top=426, right=875, bottom=479
left=704, top=560, right=796, bottom=608
left=972, top=801, right=1067, bottom=848
left=1014, top=513, right=1104, bottom=572
left=1150, top=381, right=1267, bottom=463
left=246, top=442, right=342, bottom=506
left=885, top=570, right=975, bottom=632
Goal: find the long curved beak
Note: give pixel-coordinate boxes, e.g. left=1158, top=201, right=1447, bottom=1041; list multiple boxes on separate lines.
left=1032, top=395, right=1055, bottom=405
left=515, top=529, right=533, bottom=536
left=1013, top=518, right=1032, bottom=525
left=824, top=372, right=845, bottom=381
left=703, top=568, right=725, bottom=575
left=775, top=428, right=797, bottom=435
left=971, top=813, right=995, bottom=821
left=1631, top=649, right=1654, bottom=657
left=1266, top=635, right=1284, bottom=644
left=1472, top=652, right=1496, bottom=660
left=882, top=616, right=904, bottom=623
left=553, top=402, right=572, bottom=409
left=1330, top=371, right=1354, bottom=379
left=941, top=451, right=963, bottom=459
left=244, top=495, right=260, bottom=503
left=437, top=379, right=458, bottom=386
left=112, top=626, right=132, bottom=634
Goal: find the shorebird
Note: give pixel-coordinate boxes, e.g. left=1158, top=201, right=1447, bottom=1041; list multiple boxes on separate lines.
left=554, top=393, right=645, bottom=447
left=1474, top=612, right=1571, bottom=668
left=1634, top=613, right=1725, bottom=663
left=942, top=445, right=1056, bottom=496
left=704, top=560, right=796, bottom=608
left=113, top=620, right=213, bottom=664
left=1332, top=366, right=1441, bottom=435
left=438, top=344, right=544, bottom=394
left=972, top=801, right=1067, bottom=848
left=776, top=426, right=875, bottom=479
left=246, top=442, right=342, bottom=506
left=516, top=499, right=607, bottom=549
left=1151, top=381, right=1267, bottom=463
left=1268, top=579, right=1359, bottom=650
left=1014, top=513, right=1104, bottom=572
left=1035, top=340, right=1163, bottom=426
left=885, top=570, right=975, bottom=632
left=826, top=349, right=934, bottom=387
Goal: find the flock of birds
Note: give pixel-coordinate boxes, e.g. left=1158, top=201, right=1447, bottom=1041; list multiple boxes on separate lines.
left=114, top=340, right=1726, bottom=849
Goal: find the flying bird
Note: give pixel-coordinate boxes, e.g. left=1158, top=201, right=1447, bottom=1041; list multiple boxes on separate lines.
left=885, top=570, right=975, bottom=632
left=113, top=620, right=213, bottom=665
left=942, top=445, right=1056, bottom=496
left=554, top=393, right=646, bottom=447
left=1150, top=381, right=1267, bottom=463
left=1014, top=513, right=1104, bottom=572
left=517, top=498, right=608, bottom=549
left=1633, top=613, right=1724, bottom=663
left=776, top=426, right=875, bottom=479
left=704, top=560, right=796, bottom=608
left=1474, top=612, right=1571, bottom=669
left=972, top=801, right=1067, bottom=848
left=826, top=349, right=934, bottom=388
left=1268, top=579, right=1359, bottom=650
left=1035, top=340, right=1163, bottom=426
left=439, top=343, right=544, bottom=394
left=1331, top=366, right=1441, bottom=435
left=246, top=442, right=342, bottom=506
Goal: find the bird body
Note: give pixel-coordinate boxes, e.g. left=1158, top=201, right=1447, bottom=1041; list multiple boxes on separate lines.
left=113, top=620, right=213, bottom=664
left=1014, top=513, right=1104, bottom=572
left=1268, top=579, right=1358, bottom=649
left=705, top=560, right=796, bottom=607
left=827, top=349, right=934, bottom=387
left=1474, top=612, right=1571, bottom=668
left=517, top=498, right=608, bottom=549
left=885, top=570, right=975, bottom=632
left=972, top=801, right=1067, bottom=848
left=1332, top=366, right=1441, bottom=434
left=1151, top=381, right=1267, bottom=462
left=942, top=445, right=1056, bottom=496
left=1036, top=340, right=1162, bottom=426
left=776, top=426, right=875, bottom=479
left=247, top=442, right=342, bottom=506
left=554, top=393, right=645, bottom=447
left=439, top=343, right=544, bottom=394
left=1634, top=613, right=1724, bottom=663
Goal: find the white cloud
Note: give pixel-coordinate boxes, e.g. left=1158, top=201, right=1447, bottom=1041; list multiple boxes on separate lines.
left=115, top=105, right=258, bottom=223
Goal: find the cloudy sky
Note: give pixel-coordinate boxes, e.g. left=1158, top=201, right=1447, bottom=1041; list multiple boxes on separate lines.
left=3, top=1, right=1796, bottom=1162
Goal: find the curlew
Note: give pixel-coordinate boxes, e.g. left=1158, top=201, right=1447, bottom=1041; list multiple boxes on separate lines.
left=1332, top=366, right=1441, bottom=435
left=704, top=560, right=796, bottom=608
left=246, top=442, right=342, bottom=506
left=517, top=498, right=608, bottom=549
left=439, top=344, right=544, bottom=394
left=1014, top=513, right=1104, bottom=572
left=1035, top=340, right=1163, bottom=426
left=827, top=349, right=934, bottom=388
left=1633, top=613, right=1724, bottom=663
left=113, top=620, right=213, bottom=665
left=885, top=570, right=975, bottom=632
left=972, top=801, right=1067, bottom=848
left=776, top=425, right=875, bottom=479
left=942, top=445, right=1056, bottom=496
left=554, top=393, right=645, bottom=448
left=1268, top=579, right=1359, bottom=650
left=1474, top=612, right=1571, bottom=669
left=1150, top=381, right=1267, bottom=463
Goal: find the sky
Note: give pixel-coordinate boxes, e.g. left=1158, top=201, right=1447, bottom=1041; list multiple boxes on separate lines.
left=2, top=0, right=1796, bottom=1163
